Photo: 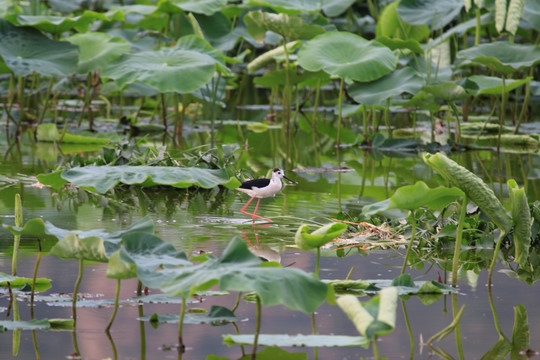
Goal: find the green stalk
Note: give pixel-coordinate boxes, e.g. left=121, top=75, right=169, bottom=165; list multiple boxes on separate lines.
left=315, top=247, right=321, bottom=279
left=452, top=294, right=464, bottom=360
left=37, top=77, right=54, bottom=126
left=12, top=193, right=22, bottom=276
left=337, top=77, right=344, bottom=148
left=250, top=295, right=261, bottom=360
left=475, top=8, right=481, bottom=45
left=32, top=329, right=40, bottom=360
left=72, top=259, right=84, bottom=326
left=311, top=79, right=322, bottom=167
left=488, top=230, right=507, bottom=286
left=105, top=279, right=121, bottom=332
left=372, top=335, right=380, bottom=360
left=449, top=102, right=461, bottom=143
left=137, top=281, right=146, bottom=360
left=401, top=211, right=417, bottom=274
left=30, top=239, right=42, bottom=319
left=452, top=196, right=467, bottom=287
left=497, top=75, right=506, bottom=151
left=160, top=93, right=168, bottom=130
left=311, top=311, right=318, bottom=360
left=515, top=68, right=533, bottom=133
left=177, top=296, right=186, bottom=354
left=384, top=98, right=391, bottom=138
left=78, top=74, right=92, bottom=127
left=231, top=291, right=242, bottom=313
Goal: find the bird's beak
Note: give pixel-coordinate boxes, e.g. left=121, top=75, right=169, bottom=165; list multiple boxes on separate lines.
left=283, top=175, right=297, bottom=184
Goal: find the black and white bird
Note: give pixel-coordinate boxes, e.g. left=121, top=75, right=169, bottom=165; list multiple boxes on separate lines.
left=237, top=168, right=296, bottom=222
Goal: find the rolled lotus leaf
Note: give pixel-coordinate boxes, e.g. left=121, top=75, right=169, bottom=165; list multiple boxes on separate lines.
left=295, top=222, right=347, bottom=250
left=508, top=179, right=531, bottom=267
left=423, top=152, right=512, bottom=232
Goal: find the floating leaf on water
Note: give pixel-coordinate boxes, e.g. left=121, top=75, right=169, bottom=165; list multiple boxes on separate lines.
left=0, top=319, right=72, bottom=331
left=139, top=305, right=245, bottom=326
left=0, top=273, right=52, bottom=292
left=223, top=334, right=369, bottom=348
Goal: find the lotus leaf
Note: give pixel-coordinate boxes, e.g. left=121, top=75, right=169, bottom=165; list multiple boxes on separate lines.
left=157, top=0, right=226, bottom=16
left=337, top=287, right=398, bottom=340
left=363, top=181, right=464, bottom=216
left=136, top=237, right=328, bottom=313
left=223, top=334, right=369, bottom=348
left=107, top=232, right=190, bottom=279
left=245, top=0, right=334, bottom=14
left=508, top=179, right=531, bottom=267
left=397, top=0, right=464, bottom=30
left=139, top=305, right=245, bottom=325
left=50, top=233, right=109, bottom=262
left=38, top=165, right=241, bottom=193
left=10, top=10, right=113, bottom=34
left=348, top=67, right=424, bottom=106
left=102, top=35, right=226, bottom=93
left=0, top=272, right=51, bottom=291
left=464, top=75, right=531, bottom=96
left=0, top=319, right=73, bottom=331
left=423, top=82, right=467, bottom=101
left=0, top=19, right=78, bottom=76
left=36, top=124, right=111, bottom=144
left=244, top=11, right=325, bottom=43
left=66, top=32, right=130, bottom=74
left=295, top=222, right=347, bottom=250
left=457, top=42, right=540, bottom=76
left=377, top=1, right=429, bottom=42
left=297, top=32, right=397, bottom=82
left=523, top=0, right=540, bottom=31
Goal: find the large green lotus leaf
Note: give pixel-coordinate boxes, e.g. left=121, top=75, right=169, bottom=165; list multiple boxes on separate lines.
left=457, top=42, right=540, bottom=76
left=348, top=67, right=424, bottom=106
left=0, top=272, right=52, bottom=292
left=107, top=232, right=190, bottom=279
left=396, top=90, right=440, bottom=112
left=297, top=32, right=397, bottom=82
left=140, top=237, right=328, bottom=313
left=376, top=36, right=424, bottom=54
left=377, top=1, right=430, bottom=42
left=426, top=13, right=493, bottom=50
left=4, top=216, right=154, bottom=257
left=158, top=0, right=226, bottom=16
left=363, top=181, right=463, bottom=215
left=223, top=334, right=369, bottom=348
left=464, top=75, right=531, bottom=96
left=10, top=10, right=111, bottom=34
left=422, top=82, right=467, bottom=101
left=295, top=222, right=347, bottom=250
left=43, top=165, right=240, bottom=193
left=50, top=233, right=108, bottom=262
left=102, top=35, right=225, bottom=93
left=0, top=19, right=78, bottom=76
left=66, top=32, right=130, bottom=74
left=397, top=0, right=463, bottom=30
left=523, top=0, right=540, bottom=31
left=245, top=0, right=320, bottom=14
left=337, top=287, right=398, bottom=340
left=244, top=11, right=325, bottom=43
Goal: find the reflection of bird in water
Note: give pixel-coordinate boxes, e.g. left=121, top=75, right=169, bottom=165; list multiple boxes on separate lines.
left=237, top=168, right=296, bottom=223
left=241, top=230, right=281, bottom=263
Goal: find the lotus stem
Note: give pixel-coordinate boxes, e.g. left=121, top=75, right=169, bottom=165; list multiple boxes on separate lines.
left=497, top=75, right=506, bottom=151
left=488, top=230, right=506, bottom=286
left=337, top=77, right=344, bottom=148
left=31, top=330, right=40, bottom=360
left=449, top=102, right=461, bottom=143
left=452, top=294, right=465, bottom=360
left=401, top=211, right=417, bottom=274
left=12, top=193, right=22, bottom=276
left=250, top=295, right=261, bottom=360
left=37, top=77, right=54, bottom=126
left=30, top=239, right=42, bottom=319
left=106, top=279, right=121, bottom=332
left=475, top=8, right=481, bottom=45
left=177, top=295, right=186, bottom=354
left=315, top=247, right=321, bottom=279
left=231, top=291, right=242, bottom=313
left=452, top=196, right=467, bottom=287
left=384, top=98, right=391, bottom=138
left=372, top=335, right=380, bottom=360
left=515, top=68, right=533, bottom=133
left=72, top=259, right=84, bottom=326
left=105, top=326, right=118, bottom=359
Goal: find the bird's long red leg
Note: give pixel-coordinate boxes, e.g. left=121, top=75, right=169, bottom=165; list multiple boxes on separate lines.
left=241, top=196, right=256, bottom=217
left=252, top=198, right=272, bottom=223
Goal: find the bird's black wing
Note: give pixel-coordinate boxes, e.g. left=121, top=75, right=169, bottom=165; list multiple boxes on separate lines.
left=239, top=178, right=270, bottom=189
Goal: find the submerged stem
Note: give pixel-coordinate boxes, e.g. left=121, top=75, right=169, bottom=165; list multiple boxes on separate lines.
left=30, top=239, right=42, bottom=319
left=315, top=247, right=321, bottom=279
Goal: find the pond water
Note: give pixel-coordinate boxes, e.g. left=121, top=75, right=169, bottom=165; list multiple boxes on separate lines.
left=1, top=127, right=539, bottom=360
